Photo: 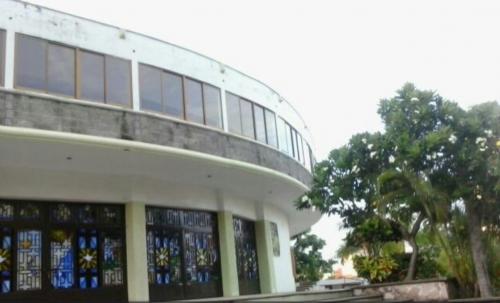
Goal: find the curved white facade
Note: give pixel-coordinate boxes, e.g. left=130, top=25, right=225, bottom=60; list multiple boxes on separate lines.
left=0, top=1, right=321, bottom=302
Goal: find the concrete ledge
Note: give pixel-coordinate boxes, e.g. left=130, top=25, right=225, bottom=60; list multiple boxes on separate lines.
left=0, top=89, right=312, bottom=186
left=354, top=279, right=451, bottom=302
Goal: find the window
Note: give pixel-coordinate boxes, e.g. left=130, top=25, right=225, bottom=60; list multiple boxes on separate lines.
left=240, top=99, right=255, bottom=139
left=105, top=56, right=132, bottom=107
left=203, top=84, right=222, bottom=129
left=253, top=104, right=266, bottom=143
left=0, top=30, right=5, bottom=87
left=163, top=72, right=184, bottom=118
left=79, top=51, right=105, bottom=102
left=47, top=44, right=75, bottom=97
left=285, top=123, right=293, bottom=157
left=226, top=92, right=242, bottom=135
left=304, top=142, right=312, bottom=172
left=265, top=110, right=278, bottom=148
left=15, top=34, right=132, bottom=107
left=293, top=129, right=300, bottom=161
left=184, top=78, right=204, bottom=124
left=139, top=64, right=162, bottom=112
left=16, top=35, right=46, bottom=91
left=297, top=134, right=304, bottom=164
left=277, top=117, right=288, bottom=154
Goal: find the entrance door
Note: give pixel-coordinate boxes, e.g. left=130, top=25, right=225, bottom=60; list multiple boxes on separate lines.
left=233, top=217, right=260, bottom=295
left=0, top=201, right=127, bottom=303
left=146, top=207, right=221, bottom=302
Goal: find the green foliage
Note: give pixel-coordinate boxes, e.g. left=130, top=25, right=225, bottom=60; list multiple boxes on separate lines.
left=353, top=255, right=398, bottom=283
left=344, top=216, right=402, bottom=257
left=292, top=231, right=335, bottom=282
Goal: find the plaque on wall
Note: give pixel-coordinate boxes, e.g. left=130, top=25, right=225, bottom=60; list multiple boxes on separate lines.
left=270, top=222, right=280, bottom=256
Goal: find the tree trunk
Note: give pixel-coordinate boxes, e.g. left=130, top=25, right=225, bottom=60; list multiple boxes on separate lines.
left=465, top=200, right=493, bottom=298
left=405, top=238, right=419, bottom=281
left=402, top=212, right=425, bottom=281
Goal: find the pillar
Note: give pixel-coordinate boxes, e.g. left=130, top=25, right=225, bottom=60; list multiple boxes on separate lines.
left=217, top=211, right=240, bottom=297
left=255, top=220, right=277, bottom=293
left=125, top=202, right=149, bottom=302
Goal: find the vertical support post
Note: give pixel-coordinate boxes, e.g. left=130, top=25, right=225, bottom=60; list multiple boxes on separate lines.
left=217, top=211, right=239, bottom=297
left=125, top=202, right=149, bottom=302
left=255, top=220, right=277, bottom=293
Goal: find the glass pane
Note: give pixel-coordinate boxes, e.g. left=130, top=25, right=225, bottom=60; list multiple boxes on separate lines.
left=0, top=227, right=12, bottom=294
left=47, top=44, right=75, bottom=97
left=285, top=123, right=293, bottom=157
left=18, top=203, right=40, bottom=220
left=50, top=230, right=74, bottom=289
left=15, top=35, right=46, bottom=91
left=240, top=99, right=255, bottom=139
left=226, top=93, right=242, bottom=135
left=105, top=56, right=131, bottom=107
left=277, top=117, right=288, bottom=154
left=292, top=129, right=300, bottom=161
left=51, top=204, right=73, bottom=223
left=0, top=30, right=5, bottom=87
left=203, top=84, right=222, bottom=129
left=163, top=72, right=184, bottom=119
left=102, top=235, right=123, bottom=286
left=80, top=51, right=105, bottom=102
left=233, top=218, right=259, bottom=281
left=185, top=78, right=204, bottom=124
left=148, top=230, right=182, bottom=285
left=78, top=229, right=99, bottom=289
left=139, top=64, right=162, bottom=112
left=297, top=134, right=304, bottom=164
left=265, top=110, right=278, bottom=148
left=253, top=105, right=266, bottom=143
left=0, top=203, right=13, bottom=221
left=17, top=230, right=42, bottom=291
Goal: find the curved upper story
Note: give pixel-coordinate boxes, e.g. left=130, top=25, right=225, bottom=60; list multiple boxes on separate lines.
left=0, top=0, right=315, bottom=186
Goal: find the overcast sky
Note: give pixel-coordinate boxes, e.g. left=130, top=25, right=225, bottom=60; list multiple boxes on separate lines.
left=27, top=0, right=500, bottom=261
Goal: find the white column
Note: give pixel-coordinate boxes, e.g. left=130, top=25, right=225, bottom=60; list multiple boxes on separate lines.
left=125, top=202, right=149, bottom=302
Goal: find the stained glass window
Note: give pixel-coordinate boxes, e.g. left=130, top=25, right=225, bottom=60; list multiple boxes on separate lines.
left=102, top=234, right=123, bottom=286
left=17, top=230, right=42, bottom=291
left=50, top=230, right=74, bottom=289
left=100, top=206, right=122, bottom=225
left=18, top=204, right=40, bottom=220
left=147, top=230, right=181, bottom=285
left=271, top=222, right=280, bottom=257
left=78, top=204, right=97, bottom=224
left=51, top=204, right=73, bottom=223
left=0, top=203, right=13, bottom=221
left=0, top=228, right=12, bottom=293
left=233, top=218, right=259, bottom=281
left=78, top=229, right=99, bottom=289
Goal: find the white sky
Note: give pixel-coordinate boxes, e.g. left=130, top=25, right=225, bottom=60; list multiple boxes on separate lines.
left=26, top=0, right=500, bottom=260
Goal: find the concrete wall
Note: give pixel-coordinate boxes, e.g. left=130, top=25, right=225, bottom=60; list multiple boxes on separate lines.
left=0, top=90, right=312, bottom=186
left=354, top=279, right=451, bottom=302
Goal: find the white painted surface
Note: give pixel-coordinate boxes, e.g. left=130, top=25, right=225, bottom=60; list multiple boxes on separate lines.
left=0, top=0, right=315, bottom=160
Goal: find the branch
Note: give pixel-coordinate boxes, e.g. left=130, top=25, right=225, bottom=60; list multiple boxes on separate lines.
left=410, top=212, right=426, bottom=237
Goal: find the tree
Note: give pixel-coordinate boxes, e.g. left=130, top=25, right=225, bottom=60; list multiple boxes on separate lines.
left=299, top=84, right=499, bottom=295
left=444, top=102, right=500, bottom=297
left=292, top=231, right=335, bottom=282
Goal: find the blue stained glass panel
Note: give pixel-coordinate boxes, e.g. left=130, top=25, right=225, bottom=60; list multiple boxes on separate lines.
left=102, top=235, right=123, bottom=286
left=77, top=229, right=99, bottom=289
left=17, top=230, right=42, bottom=291
left=50, top=230, right=74, bottom=289
left=0, top=228, right=11, bottom=294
